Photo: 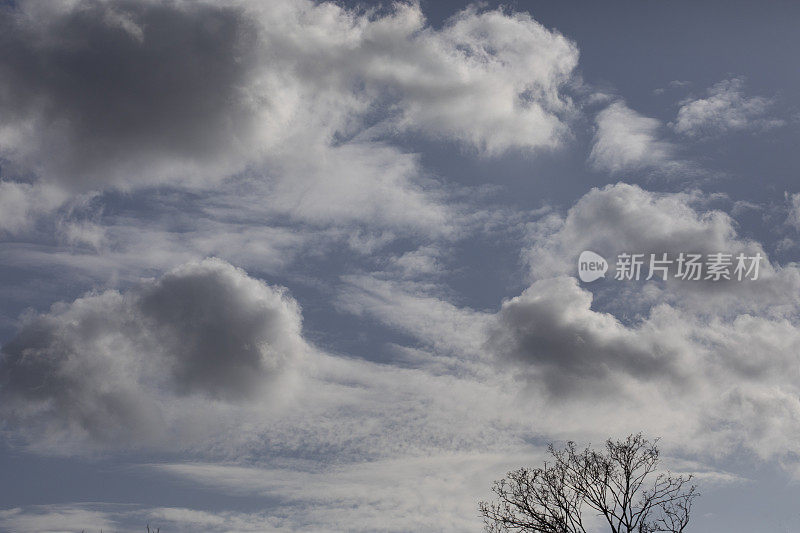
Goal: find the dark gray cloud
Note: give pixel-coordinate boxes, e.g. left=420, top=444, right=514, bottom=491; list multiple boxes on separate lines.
left=0, top=289, right=166, bottom=444
left=0, top=0, right=262, bottom=189
left=488, top=276, right=681, bottom=397
left=0, top=258, right=305, bottom=445
left=137, top=259, right=303, bottom=399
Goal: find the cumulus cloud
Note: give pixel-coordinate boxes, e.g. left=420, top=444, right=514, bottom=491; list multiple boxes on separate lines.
left=524, top=182, right=795, bottom=315
left=137, top=260, right=304, bottom=399
left=527, top=183, right=743, bottom=276
left=485, top=274, right=800, bottom=460
left=383, top=5, right=578, bottom=155
left=588, top=101, right=676, bottom=174
left=0, top=0, right=266, bottom=190
left=671, top=77, right=784, bottom=138
left=0, top=0, right=579, bottom=236
left=328, top=260, right=800, bottom=473
left=474, top=183, right=800, bottom=462
left=0, top=258, right=306, bottom=448
left=488, top=276, right=685, bottom=396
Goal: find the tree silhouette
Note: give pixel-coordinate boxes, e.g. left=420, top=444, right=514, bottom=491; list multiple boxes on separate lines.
left=479, top=434, right=698, bottom=533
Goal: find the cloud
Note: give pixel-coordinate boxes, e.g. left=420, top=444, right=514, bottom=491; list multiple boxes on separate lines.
left=249, top=181, right=800, bottom=471
left=335, top=183, right=800, bottom=467
left=0, top=258, right=306, bottom=448
left=0, top=452, right=746, bottom=533
left=481, top=272, right=800, bottom=461
left=2, top=2, right=799, bottom=530
left=523, top=182, right=794, bottom=315
left=386, top=245, right=444, bottom=279
left=0, top=258, right=511, bottom=459
left=336, top=274, right=491, bottom=360
left=786, top=192, right=800, bottom=231
left=150, top=453, right=541, bottom=532
left=5, top=183, right=800, bottom=527
left=136, top=259, right=304, bottom=399
left=0, top=0, right=267, bottom=190
left=0, top=505, right=118, bottom=533
left=0, top=0, right=579, bottom=236
left=588, top=101, right=676, bottom=174
left=671, top=77, right=784, bottom=138
left=488, top=276, right=683, bottom=397
left=476, top=183, right=800, bottom=462
left=0, top=185, right=344, bottom=304
left=0, top=181, right=66, bottom=234
left=384, top=5, right=579, bottom=155
left=260, top=141, right=452, bottom=234
left=527, top=183, right=743, bottom=276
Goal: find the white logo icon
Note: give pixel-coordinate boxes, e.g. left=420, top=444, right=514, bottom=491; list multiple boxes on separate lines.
left=578, top=251, right=608, bottom=282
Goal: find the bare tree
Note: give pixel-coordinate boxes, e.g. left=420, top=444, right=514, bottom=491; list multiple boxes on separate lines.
left=479, top=434, right=698, bottom=533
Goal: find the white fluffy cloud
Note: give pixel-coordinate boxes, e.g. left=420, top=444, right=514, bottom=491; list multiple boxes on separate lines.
left=0, top=258, right=306, bottom=449
left=588, top=101, right=676, bottom=174
left=671, top=77, right=784, bottom=138
left=527, top=183, right=745, bottom=275
left=524, top=182, right=794, bottom=315
left=382, top=5, right=578, bottom=155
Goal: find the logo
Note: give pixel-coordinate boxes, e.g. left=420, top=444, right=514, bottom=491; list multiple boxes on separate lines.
left=578, top=251, right=608, bottom=282
left=576, top=251, right=762, bottom=282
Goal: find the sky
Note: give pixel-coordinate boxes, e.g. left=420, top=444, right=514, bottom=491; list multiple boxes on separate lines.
left=1, top=0, right=800, bottom=531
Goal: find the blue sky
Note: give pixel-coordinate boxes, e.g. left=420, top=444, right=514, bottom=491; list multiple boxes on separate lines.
left=1, top=1, right=800, bottom=531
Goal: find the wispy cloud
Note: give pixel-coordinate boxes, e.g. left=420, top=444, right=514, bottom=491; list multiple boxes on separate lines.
left=671, top=77, right=784, bottom=138
left=588, top=101, right=679, bottom=175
